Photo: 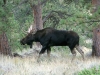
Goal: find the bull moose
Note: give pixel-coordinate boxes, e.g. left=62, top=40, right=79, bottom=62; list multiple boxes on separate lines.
left=20, top=27, right=84, bottom=61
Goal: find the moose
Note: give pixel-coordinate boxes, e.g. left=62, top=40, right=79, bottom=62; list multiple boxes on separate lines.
left=20, top=27, right=84, bottom=61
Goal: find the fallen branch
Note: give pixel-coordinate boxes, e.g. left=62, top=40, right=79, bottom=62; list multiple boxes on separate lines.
left=43, top=11, right=53, bottom=23
left=40, top=0, right=49, bottom=5
left=52, top=10, right=73, bottom=18
left=79, top=20, right=100, bottom=24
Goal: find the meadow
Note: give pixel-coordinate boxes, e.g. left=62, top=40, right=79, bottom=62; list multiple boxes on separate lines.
left=0, top=46, right=100, bottom=75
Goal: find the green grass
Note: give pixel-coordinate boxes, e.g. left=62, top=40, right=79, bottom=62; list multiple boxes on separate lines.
left=78, top=66, right=100, bottom=75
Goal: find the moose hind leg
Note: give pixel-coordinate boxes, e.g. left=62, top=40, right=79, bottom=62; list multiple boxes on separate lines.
left=47, top=47, right=51, bottom=58
left=71, top=49, right=76, bottom=62
left=76, top=45, right=84, bottom=60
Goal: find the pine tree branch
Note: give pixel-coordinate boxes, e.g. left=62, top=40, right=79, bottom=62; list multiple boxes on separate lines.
left=40, top=0, right=48, bottom=5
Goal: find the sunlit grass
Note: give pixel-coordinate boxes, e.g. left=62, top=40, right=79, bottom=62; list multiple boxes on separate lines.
left=0, top=47, right=100, bottom=75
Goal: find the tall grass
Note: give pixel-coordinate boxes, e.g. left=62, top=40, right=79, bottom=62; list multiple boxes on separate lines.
left=78, top=66, right=100, bottom=75
left=0, top=47, right=100, bottom=75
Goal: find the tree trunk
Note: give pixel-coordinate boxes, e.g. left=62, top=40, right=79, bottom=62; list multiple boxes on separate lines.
left=0, top=32, right=12, bottom=56
left=91, top=0, right=100, bottom=13
left=32, top=0, right=43, bottom=31
left=92, top=26, right=100, bottom=57
left=30, top=0, right=43, bottom=47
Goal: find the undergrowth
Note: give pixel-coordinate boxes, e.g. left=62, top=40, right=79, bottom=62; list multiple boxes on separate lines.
left=78, top=66, right=100, bottom=75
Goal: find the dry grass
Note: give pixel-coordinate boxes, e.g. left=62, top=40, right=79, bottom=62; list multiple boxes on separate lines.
left=0, top=47, right=100, bottom=75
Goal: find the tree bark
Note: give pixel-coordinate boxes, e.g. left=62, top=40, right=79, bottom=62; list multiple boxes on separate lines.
left=29, top=0, right=43, bottom=47
left=0, top=32, right=12, bottom=56
left=33, top=5, right=43, bottom=31
left=92, top=26, right=100, bottom=57
left=30, top=0, right=43, bottom=32
left=91, top=0, right=100, bottom=13
left=29, top=0, right=49, bottom=31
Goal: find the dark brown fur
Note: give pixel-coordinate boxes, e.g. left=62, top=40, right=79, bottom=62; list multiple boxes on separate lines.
left=20, top=27, right=84, bottom=60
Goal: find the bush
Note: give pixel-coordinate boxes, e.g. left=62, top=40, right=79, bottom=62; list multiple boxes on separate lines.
left=78, top=66, right=100, bottom=75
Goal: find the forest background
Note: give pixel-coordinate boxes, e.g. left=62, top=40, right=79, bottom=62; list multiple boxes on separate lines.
left=0, top=0, right=100, bottom=51
left=1, top=0, right=100, bottom=75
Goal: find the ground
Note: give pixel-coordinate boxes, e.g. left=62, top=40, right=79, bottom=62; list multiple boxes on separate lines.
left=0, top=46, right=100, bottom=75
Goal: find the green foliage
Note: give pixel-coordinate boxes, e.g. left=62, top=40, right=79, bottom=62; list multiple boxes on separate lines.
left=0, top=0, right=100, bottom=52
left=78, top=66, right=100, bottom=75
left=43, top=0, right=100, bottom=49
left=0, top=0, right=32, bottom=52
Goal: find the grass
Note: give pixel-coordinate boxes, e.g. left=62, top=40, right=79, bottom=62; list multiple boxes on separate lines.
left=0, top=46, right=100, bottom=75
left=78, top=66, right=100, bottom=75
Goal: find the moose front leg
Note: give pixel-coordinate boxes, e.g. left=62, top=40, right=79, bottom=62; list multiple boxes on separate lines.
left=71, top=49, right=76, bottom=62
left=38, top=46, right=47, bottom=59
